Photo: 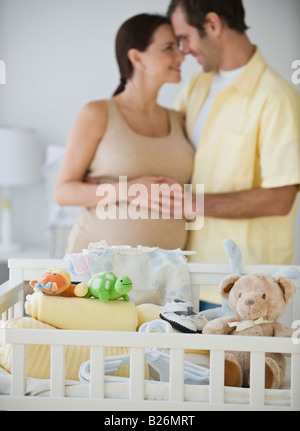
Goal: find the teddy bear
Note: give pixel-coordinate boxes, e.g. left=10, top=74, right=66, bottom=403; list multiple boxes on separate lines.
left=202, top=272, right=296, bottom=389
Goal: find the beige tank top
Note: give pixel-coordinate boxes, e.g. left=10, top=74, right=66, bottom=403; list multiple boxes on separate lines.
left=66, top=99, right=195, bottom=253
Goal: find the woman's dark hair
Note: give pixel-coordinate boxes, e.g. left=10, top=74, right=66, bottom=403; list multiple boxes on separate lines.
left=167, top=0, right=249, bottom=36
left=113, top=13, right=171, bottom=96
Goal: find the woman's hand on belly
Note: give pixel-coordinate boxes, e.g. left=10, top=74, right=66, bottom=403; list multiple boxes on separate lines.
left=126, top=176, right=184, bottom=218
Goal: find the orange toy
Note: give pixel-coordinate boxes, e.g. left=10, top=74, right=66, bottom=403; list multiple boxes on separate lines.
left=29, top=269, right=77, bottom=297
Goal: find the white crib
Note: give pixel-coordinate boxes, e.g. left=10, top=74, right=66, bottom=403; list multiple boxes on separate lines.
left=0, top=258, right=299, bottom=411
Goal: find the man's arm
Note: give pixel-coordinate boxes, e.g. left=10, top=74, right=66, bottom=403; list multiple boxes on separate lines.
left=193, top=185, right=298, bottom=219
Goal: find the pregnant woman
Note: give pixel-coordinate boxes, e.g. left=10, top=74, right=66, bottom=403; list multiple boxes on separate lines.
left=55, top=13, right=194, bottom=253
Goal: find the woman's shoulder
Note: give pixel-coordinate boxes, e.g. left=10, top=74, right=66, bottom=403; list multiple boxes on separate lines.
left=76, top=99, right=109, bottom=133
left=80, top=99, right=108, bottom=117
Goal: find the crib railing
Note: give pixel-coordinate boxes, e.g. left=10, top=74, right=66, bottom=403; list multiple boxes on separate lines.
left=0, top=328, right=299, bottom=410
left=0, top=258, right=300, bottom=411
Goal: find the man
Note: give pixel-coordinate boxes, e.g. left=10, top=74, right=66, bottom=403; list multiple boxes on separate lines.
left=167, top=0, right=300, bottom=269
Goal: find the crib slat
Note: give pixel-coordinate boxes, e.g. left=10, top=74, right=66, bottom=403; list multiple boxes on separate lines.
left=51, top=345, right=65, bottom=398
left=90, top=346, right=105, bottom=399
left=250, top=352, right=265, bottom=407
left=210, top=350, right=224, bottom=404
left=14, top=288, right=24, bottom=318
left=291, top=353, right=300, bottom=409
left=11, top=344, right=25, bottom=397
left=8, top=307, right=14, bottom=320
left=129, top=347, right=144, bottom=401
left=169, top=349, right=185, bottom=402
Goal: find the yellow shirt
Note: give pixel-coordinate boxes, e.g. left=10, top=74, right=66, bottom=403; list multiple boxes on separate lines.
left=175, top=48, right=300, bottom=269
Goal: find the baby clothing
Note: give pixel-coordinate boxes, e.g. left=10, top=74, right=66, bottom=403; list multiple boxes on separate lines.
left=65, top=242, right=193, bottom=306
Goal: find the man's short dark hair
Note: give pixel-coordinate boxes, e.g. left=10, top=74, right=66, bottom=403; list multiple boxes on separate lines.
left=167, top=0, right=249, bottom=35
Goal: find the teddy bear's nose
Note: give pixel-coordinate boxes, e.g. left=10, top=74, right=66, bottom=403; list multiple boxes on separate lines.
left=245, top=299, right=255, bottom=306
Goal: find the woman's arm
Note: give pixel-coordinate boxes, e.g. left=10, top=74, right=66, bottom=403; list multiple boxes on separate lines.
left=55, top=101, right=180, bottom=212
left=55, top=101, right=112, bottom=208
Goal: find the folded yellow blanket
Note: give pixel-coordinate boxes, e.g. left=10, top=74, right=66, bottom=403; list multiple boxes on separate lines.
left=25, top=293, right=138, bottom=331
left=0, top=317, right=148, bottom=380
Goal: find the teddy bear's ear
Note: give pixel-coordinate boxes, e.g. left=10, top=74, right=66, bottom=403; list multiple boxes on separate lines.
left=273, top=275, right=296, bottom=304
left=219, top=274, right=241, bottom=299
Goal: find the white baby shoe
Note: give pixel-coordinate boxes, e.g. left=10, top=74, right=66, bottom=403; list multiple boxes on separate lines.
left=160, top=299, right=208, bottom=334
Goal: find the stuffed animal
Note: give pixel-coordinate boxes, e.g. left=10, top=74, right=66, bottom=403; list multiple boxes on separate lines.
left=200, top=239, right=300, bottom=322
left=74, top=271, right=133, bottom=302
left=202, top=273, right=296, bottom=389
left=29, top=269, right=79, bottom=297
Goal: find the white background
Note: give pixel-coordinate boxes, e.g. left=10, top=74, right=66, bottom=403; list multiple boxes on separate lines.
left=0, top=0, right=299, bottom=262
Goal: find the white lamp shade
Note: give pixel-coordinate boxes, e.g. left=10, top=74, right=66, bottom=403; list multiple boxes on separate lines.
left=0, top=126, right=43, bottom=187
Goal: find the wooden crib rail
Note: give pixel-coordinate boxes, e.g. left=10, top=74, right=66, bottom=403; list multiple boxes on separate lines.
left=1, top=258, right=300, bottom=411
left=0, top=280, right=24, bottom=318
left=0, top=329, right=299, bottom=411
